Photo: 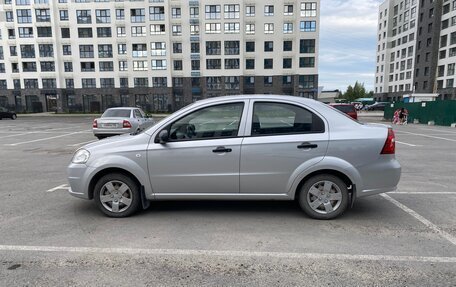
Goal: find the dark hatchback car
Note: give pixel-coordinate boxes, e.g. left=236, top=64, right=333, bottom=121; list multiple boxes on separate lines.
left=367, top=102, right=389, bottom=111
left=0, top=107, right=17, bottom=120
left=329, top=104, right=357, bottom=120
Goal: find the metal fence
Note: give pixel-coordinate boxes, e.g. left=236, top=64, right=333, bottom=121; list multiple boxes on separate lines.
left=384, top=100, right=456, bottom=126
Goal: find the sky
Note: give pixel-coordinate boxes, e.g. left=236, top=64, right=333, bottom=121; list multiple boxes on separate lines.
left=319, top=0, right=383, bottom=92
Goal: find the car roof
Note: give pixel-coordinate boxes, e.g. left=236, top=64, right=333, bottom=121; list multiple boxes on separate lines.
left=329, top=103, right=354, bottom=106
left=104, top=107, right=138, bottom=111
left=193, top=94, right=321, bottom=106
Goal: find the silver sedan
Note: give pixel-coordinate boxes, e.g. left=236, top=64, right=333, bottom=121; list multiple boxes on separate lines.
left=92, top=107, right=154, bottom=139
left=69, top=95, right=401, bottom=219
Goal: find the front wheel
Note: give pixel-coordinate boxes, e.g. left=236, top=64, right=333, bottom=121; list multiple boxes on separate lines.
left=298, top=174, right=349, bottom=219
left=93, top=173, right=141, bottom=217
left=11, top=114, right=17, bottom=120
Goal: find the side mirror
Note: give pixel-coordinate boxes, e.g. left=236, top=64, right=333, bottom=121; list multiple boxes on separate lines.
left=157, top=130, right=169, bottom=144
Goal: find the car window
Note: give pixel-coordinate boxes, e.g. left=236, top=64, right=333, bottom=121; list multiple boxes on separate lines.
left=102, top=109, right=131, bottom=118
left=134, top=110, right=142, bottom=118
left=169, top=103, right=244, bottom=141
left=252, top=102, right=324, bottom=136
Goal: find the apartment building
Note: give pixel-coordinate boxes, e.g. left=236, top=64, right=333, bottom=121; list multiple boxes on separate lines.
left=0, top=0, right=320, bottom=113
left=375, top=0, right=456, bottom=101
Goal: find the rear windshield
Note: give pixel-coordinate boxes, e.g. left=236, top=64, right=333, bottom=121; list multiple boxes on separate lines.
left=102, top=109, right=131, bottom=118
left=332, top=105, right=355, bottom=113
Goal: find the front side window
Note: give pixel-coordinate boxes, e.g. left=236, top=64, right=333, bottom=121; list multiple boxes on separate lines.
left=251, top=102, right=324, bottom=136
left=168, top=103, right=244, bottom=141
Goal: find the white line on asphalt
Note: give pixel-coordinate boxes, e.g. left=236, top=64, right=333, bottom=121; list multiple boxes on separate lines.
left=396, top=141, right=420, bottom=147
left=417, top=127, right=456, bottom=134
left=67, top=139, right=97, bottom=147
left=4, top=130, right=91, bottom=146
left=46, top=184, right=70, bottom=192
left=397, top=131, right=456, bottom=142
left=381, top=194, right=456, bottom=246
left=388, top=191, right=456, bottom=194
left=0, top=244, right=455, bottom=263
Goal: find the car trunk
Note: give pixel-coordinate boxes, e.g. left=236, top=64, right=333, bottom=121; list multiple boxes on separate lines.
left=97, top=118, right=126, bottom=129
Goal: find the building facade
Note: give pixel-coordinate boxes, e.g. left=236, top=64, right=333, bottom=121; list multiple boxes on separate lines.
left=0, top=0, right=320, bottom=113
left=375, top=0, right=456, bottom=102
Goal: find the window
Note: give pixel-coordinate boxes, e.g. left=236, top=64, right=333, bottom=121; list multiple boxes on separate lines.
left=98, top=44, right=113, bottom=58
left=0, top=80, right=7, bottom=90
left=264, top=23, right=274, bottom=34
left=150, top=24, right=165, bottom=35
left=18, top=27, right=33, bottom=38
left=252, top=102, right=324, bottom=136
left=300, top=39, right=315, bottom=53
left=283, top=23, right=293, bottom=33
left=134, top=78, right=148, bottom=87
left=20, top=45, right=35, bottom=58
left=79, top=45, right=94, bottom=58
left=6, top=11, right=14, bottom=22
left=172, top=25, right=182, bottom=36
left=81, top=62, right=95, bottom=72
left=76, top=10, right=91, bottom=24
left=173, top=77, right=183, bottom=87
left=191, top=60, right=200, bottom=70
left=65, top=79, right=74, bottom=89
left=205, top=5, right=221, bottom=19
left=283, top=76, right=292, bottom=85
left=118, top=44, right=127, bottom=55
left=64, top=62, right=73, bottom=72
left=132, top=26, right=146, bottom=37
left=22, top=62, right=37, bottom=72
left=224, top=4, right=240, bottom=19
left=152, top=77, right=167, bottom=88
left=264, top=59, right=273, bottom=69
left=245, top=24, right=255, bottom=34
left=190, top=25, right=200, bottom=35
left=173, top=43, right=182, bottom=54
left=61, top=28, right=70, bottom=38
left=117, top=27, right=126, bottom=37
left=264, top=41, right=273, bottom=52
left=37, top=27, right=52, bottom=37
left=99, top=61, right=114, bottom=71
left=150, top=6, right=165, bottom=20
left=299, top=75, right=316, bottom=88
left=100, top=78, right=114, bottom=88
left=246, top=59, right=255, bottom=69
left=97, top=27, right=111, bottom=38
left=132, top=44, right=147, bottom=58
left=39, top=44, right=53, bottom=57
left=191, top=43, right=200, bottom=53
left=206, top=76, right=222, bottom=89
left=224, top=41, right=240, bottom=55
left=225, top=59, right=239, bottom=69
left=300, top=21, right=316, bottom=32
left=131, top=9, right=145, bottom=23
left=60, top=10, right=69, bottom=21
left=116, top=9, right=125, bottom=20
left=78, top=28, right=92, bottom=38
left=246, top=5, right=255, bottom=16
left=299, top=57, right=315, bottom=68
left=151, top=42, right=166, bottom=56
left=15, top=0, right=30, bottom=4
left=224, top=23, right=240, bottom=33
left=24, top=79, right=38, bottom=88
left=10, top=46, right=18, bottom=57
left=42, top=79, right=56, bottom=89
left=283, top=58, right=292, bottom=69
left=284, top=4, right=293, bottom=15
left=168, top=103, right=244, bottom=141
left=96, top=9, right=110, bottom=23
left=206, top=41, right=221, bottom=55
left=284, top=41, right=293, bottom=51
left=119, top=61, right=128, bottom=71
left=173, top=60, right=183, bottom=71
left=246, top=42, right=255, bottom=52
left=17, top=9, right=32, bottom=23
left=264, top=5, right=274, bottom=16
left=171, top=7, right=181, bottom=19
left=36, top=9, right=51, bottom=22
left=82, top=78, right=96, bottom=88
left=206, top=23, right=221, bottom=33
left=206, top=59, right=221, bottom=69
left=133, top=60, right=148, bottom=71
left=301, top=2, right=317, bottom=17
left=151, top=60, right=166, bottom=70
left=190, top=7, right=199, bottom=18
left=62, top=45, right=71, bottom=55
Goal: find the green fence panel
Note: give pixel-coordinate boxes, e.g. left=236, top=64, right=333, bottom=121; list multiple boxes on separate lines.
left=383, top=100, right=456, bottom=126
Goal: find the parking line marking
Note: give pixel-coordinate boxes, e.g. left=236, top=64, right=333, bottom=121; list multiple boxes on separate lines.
left=46, top=184, right=70, bottom=192
left=417, top=127, right=456, bottom=134
left=397, top=131, right=456, bottom=142
left=67, top=139, right=97, bottom=147
left=381, top=194, right=456, bottom=246
left=0, top=245, right=455, bottom=263
left=396, top=141, right=420, bottom=147
left=388, top=191, right=456, bottom=194
left=4, top=130, right=90, bottom=146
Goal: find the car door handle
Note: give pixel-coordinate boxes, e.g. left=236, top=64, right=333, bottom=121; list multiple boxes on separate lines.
left=297, top=142, right=318, bottom=149
left=212, top=146, right=232, bottom=153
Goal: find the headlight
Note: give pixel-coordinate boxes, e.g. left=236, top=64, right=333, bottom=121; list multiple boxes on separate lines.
left=72, top=149, right=90, bottom=164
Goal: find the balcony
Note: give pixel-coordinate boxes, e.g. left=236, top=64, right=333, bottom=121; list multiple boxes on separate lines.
left=190, top=18, right=199, bottom=24
left=189, top=0, right=199, bottom=6
left=190, top=53, right=200, bottom=60
left=190, top=36, right=200, bottom=42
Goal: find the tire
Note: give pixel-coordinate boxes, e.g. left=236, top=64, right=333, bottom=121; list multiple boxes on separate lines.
left=298, top=174, right=349, bottom=220
left=11, top=114, right=17, bottom=120
left=96, top=136, right=104, bottom=140
left=93, top=173, right=141, bottom=217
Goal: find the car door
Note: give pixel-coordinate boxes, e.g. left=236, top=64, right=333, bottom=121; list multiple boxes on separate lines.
left=147, top=101, right=247, bottom=195
left=240, top=101, right=329, bottom=195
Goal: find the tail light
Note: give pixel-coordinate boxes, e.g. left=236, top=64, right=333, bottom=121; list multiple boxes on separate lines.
left=381, top=128, right=395, bottom=154
left=92, top=119, right=98, bottom=128
left=123, top=120, right=132, bottom=128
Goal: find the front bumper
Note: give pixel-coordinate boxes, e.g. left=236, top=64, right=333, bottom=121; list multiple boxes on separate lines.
left=67, top=163, right=96, bottom=200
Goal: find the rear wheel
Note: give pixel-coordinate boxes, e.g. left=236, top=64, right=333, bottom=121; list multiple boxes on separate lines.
left=298, top=174, right=349, bottom=219
left=93, top=173, right=141, bottom=217
left=11, top=114, right=17, bottom=120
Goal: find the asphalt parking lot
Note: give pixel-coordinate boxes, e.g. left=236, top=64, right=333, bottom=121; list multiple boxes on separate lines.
left=1, top=114, right=455, bottom=286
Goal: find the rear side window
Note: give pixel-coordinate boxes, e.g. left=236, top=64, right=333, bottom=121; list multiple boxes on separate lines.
left=134, top=110, right=142, bottom=118
left=252, top=102, right=324, bottom=136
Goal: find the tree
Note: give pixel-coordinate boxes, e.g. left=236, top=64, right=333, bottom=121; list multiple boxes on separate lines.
left=342, top=82, right=367, bottom=102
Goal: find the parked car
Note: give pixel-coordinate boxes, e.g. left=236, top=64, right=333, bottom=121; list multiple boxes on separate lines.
left=366, top=102, right=389, bottom=111
left=329, top=103, right=358, bottom=120
left=69, top=95, right=401, bottom=219
left=92, top=107, right=154, bottom=139
left=0, top=107, right=17, bottom=120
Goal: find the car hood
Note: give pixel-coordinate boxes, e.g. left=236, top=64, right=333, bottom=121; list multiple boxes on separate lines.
left=82, top=132, right=150, bottom=153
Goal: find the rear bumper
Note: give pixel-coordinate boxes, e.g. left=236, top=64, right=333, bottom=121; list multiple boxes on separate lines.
left=356, top=158, right=401, bottom=198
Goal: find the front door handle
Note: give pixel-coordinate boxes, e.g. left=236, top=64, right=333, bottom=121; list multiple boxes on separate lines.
left=297, top=142, right=318, bottom=149
left=212, top=146, right=232, bottom=153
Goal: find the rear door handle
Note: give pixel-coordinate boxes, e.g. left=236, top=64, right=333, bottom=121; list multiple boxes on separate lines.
left=212, top=146, right=232, bottom=153
left=297, top=142, right=318, bottom=149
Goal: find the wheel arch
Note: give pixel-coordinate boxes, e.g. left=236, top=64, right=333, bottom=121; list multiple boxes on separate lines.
left=294, top=169, right=354, bottom=200
left=88, top=168, right=141, bottom=200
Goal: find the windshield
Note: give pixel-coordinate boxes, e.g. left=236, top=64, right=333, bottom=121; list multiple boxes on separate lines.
left=102, top=109, right=131, bottom=118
